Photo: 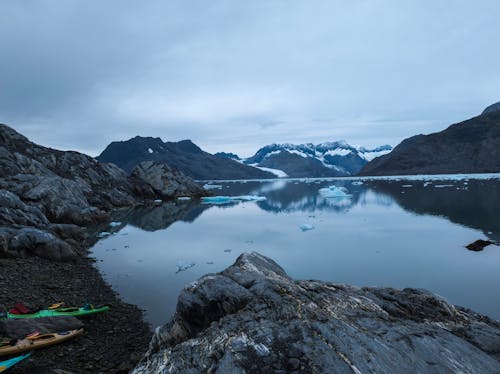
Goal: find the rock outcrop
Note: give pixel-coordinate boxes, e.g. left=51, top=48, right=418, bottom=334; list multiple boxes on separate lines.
left=0, top=124, right=204, bottom=260
left=131, top=161, right=205, bottom=198
left=360, top=106, right=500, bottom=176
left=134, top=252, right=500, bottom=373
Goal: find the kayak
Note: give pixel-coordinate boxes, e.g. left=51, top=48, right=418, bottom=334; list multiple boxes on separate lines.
left=0, top=329, right=83, bottom=356
left=0, top=353, right=30, bottom=372
left=4, top=305, right=109, bottom=319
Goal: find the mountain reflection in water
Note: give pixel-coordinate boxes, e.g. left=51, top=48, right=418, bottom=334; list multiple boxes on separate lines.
left=91, top=175, right=500, bottom=328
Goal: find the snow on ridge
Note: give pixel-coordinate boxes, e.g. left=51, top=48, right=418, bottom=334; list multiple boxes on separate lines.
left=359, top=148, right=392, bottom=161
left=324, top=149, right=352, bottom=157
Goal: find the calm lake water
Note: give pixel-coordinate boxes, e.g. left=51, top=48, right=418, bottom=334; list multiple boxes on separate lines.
left=91, top=174, right=500, bottom=328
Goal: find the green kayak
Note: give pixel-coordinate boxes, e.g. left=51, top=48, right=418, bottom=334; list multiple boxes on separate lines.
left=3, top=305, right=109, bottom=319
left=0, top=353, right=30, bottom=372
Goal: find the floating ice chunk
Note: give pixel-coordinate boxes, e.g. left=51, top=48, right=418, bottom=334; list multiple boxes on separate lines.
left=97, top=232, right=111, bottom=238
left=318, top=186, right=351, bottom=198
left=177, top=196, right=191, bottom=201
left=299, top=224, right=315, bottom=231
left=109, top=221, right=121, bottom=228
left=201, top=196, right=232, bottom=204
left=434, top=184, right=454, bottom=188
left=423, top=182, right=432, bottom=187
left=154, top=199, right=162, bottom=204
left=351, top=181, right=363, bottom=185
left=237, top=195, right=266, bottom=201
left=203, top=183, right=223, bottom=190
left=176, top=261, right=196, bottom=273
left=148, top=148, right=154, bottom=154
left=201, top=195, right=266, bottom=204
left=402, top=185, right=413, bottom=188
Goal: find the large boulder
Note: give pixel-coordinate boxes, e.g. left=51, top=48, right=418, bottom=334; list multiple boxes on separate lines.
left=131, top=161, right=206, bottom=199
left=0, top=227, right=77, bottom=261
left=134, top=252, right=500, bottom=373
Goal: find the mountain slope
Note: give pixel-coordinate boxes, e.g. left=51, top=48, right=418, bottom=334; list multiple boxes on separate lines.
left=360, top=108, right=500, bottom=176
left=97, top=137, right=273, bottom=180
left=482, top=101, right=500, bottom=115
left=244, top=142, right=392, bottom=177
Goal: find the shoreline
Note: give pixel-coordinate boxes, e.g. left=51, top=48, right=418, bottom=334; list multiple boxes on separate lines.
left=0, top=255, right=152, bottom=373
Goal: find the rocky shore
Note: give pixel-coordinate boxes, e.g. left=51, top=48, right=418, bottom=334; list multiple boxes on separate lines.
left=0, top=124, right=208, bottom=372
left=134, top=252, right=500, bottom=373
left=1, top=256, right=151, bottom=373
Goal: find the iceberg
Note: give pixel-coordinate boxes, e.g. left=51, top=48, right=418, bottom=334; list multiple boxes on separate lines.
left=299, top=224, right=315, bottom=231
left=201, top=196, right=233, bottom=204
left=318, top=186, right=351, bottom=198
left=176, top=261, right=196, bottom=273
left=201, top=195, right=266, bottom=205
left=203, top=183, right=223, bottom=190
left=97, top=231, right=111, bottom=238
left=351, top=181, right=363, bottom=185
left=109, top=221, right=121, bottom=228
left=177, top=196, right=191, bottom=201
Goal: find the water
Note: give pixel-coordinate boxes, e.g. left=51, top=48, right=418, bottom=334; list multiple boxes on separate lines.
left=91, top=175, right=500, bottom=328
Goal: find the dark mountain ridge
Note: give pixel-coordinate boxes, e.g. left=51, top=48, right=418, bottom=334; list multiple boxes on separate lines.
left=360, top=106, right=500, bottom=176
left=97, top=137, right=273, bottom=180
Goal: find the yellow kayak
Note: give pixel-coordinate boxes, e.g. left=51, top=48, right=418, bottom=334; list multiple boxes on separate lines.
left=0, top=329, right=83, bottom=356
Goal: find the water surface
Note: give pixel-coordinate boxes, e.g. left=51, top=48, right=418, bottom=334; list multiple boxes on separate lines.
left=91, top=175, right=500, bottom=328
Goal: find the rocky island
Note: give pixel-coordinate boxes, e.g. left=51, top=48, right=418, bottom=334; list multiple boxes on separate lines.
left=134, top=252, right=500, bottom=373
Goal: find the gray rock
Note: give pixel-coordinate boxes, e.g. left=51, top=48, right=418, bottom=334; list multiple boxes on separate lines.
left=130, top=161, right=206, bottom=199
left=134, top=252, right=500, bottom=373
left=0, top=227, right=77, bottom=261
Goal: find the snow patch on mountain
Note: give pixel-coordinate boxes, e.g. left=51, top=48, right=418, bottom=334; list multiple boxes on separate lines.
left=244, top=142, right=392, bottom=176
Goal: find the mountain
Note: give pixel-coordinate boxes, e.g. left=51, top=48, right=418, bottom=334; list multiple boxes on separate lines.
left=97, top=137, right=273, bottom=180
left=214, top=152, right=241, bottom=160
left=482, top=101, right=500, bottom=115
left=243, top=142, right=392, bottom=177
left=360, top=105, right=500, bottom=176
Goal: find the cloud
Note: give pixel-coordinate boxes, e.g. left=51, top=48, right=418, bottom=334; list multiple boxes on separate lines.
left=1, top=0, right=499, bottom=156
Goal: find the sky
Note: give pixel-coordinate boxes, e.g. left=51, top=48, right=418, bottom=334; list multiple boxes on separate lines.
left=1, top=1, right=499, bottom=157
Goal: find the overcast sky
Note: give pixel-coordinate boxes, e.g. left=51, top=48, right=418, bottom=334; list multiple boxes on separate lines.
left=1, top=1, right=499, bottom=157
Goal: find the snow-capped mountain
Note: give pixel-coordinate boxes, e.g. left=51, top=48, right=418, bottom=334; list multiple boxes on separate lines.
left=243, top=142, right=392, bottom=177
